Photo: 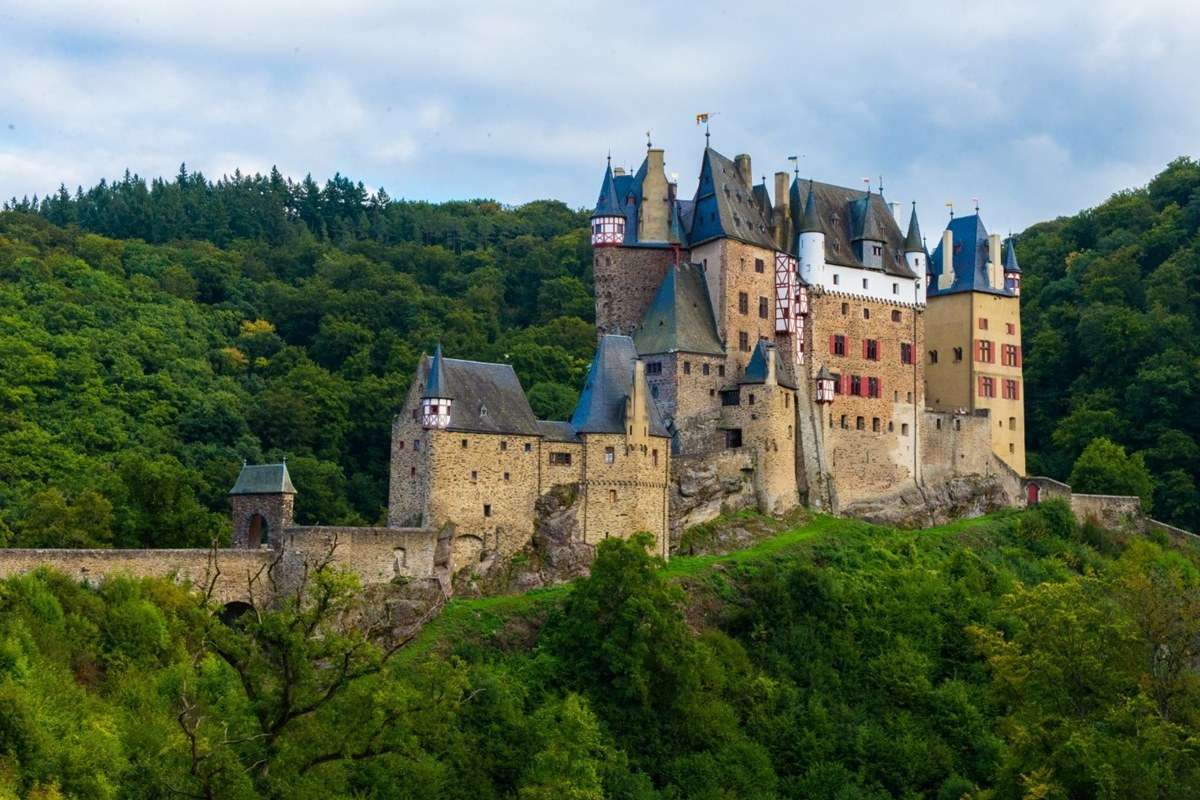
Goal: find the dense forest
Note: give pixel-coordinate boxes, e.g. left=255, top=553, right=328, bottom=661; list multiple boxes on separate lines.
left=0, top=169, right=597, bottom=546
left=0, top=505, right=1197, bottom=798
left=0, top=155, right=1197, bottom=545
left=1019, top=157, right=1200, bottom=529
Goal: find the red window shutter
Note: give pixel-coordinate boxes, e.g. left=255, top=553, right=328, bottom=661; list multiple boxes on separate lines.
left=990, top=340, right=996, bottom=363
left=842, top=374, right=850, bottom=395
left=862, top=340, right=867, bottom=359
left=978, top=376, right=984, bottom=396
left=829, top=335, right=836, bottom=355
left=1014, top=380, right=1020, bottom=400
left=1015, top=346, right=1022, bottom=367
left=877, top=341, right=882, bottom=361
left=877, top=378, right=882, bottom=397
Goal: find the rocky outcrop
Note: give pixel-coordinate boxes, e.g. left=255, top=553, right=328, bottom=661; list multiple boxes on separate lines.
left=453, top=484, right=594, bottom=597
left=669, top=454, right=757, bottom=551
left=842, top=474, right=1013, bottom=528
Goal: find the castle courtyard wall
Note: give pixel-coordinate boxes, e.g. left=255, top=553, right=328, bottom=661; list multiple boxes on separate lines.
left=578, top=432, right=671, bottom=558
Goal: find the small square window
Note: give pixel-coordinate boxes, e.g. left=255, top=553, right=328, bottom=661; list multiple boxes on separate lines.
left=892, top=309, right=901, bottom=322
left=470, top=470, right=478, bottom=481
left=609, top=489, right=617, bottom=503
left=524, top=443, right=532, bottom=452
left=683, top=361, right=691, bottom=375
left=755, top=258, right=765, bottom=273
left=461, top=439, right=468, bottom=449
left=503, top=472, right=510, bottom=482
left=833, top=274, right=840, bottom=285
left=500, top=440, right=507, bottom=451
left=841, top=302, right=849, bottom=315
left=892, top=283, right=899, bottom=294
left=702, top=363, right=710, bottom=376
left=863, top=308, right=870, bottom=319
left=483, top=504, right=492, bottom=517
left=604, top=447, right=615, bottom=464
left=718, top=365, right=726, bottom=377
left=862, top=278, right=869, bottom=289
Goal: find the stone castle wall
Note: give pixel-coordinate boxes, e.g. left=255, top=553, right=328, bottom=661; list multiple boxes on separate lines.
left=578, top=432, right=671, bottom=559
left=594, top=246, right=674, bottom=336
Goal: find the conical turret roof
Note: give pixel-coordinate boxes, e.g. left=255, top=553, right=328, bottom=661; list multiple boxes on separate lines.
left=592, top=160, right=622, bottom=217
left=1003, top=236, right=1021, bottom=272
left=799, top=181, right=823, bottom=234
left=422, top=344, right=450, bottom=399
left=904, top=203, right=924, bottom=253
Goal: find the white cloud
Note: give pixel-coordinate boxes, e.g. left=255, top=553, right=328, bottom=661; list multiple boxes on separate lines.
left=0, top=0, right=1198, bottom=226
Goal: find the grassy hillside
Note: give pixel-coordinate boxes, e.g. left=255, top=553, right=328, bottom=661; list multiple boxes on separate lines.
left=0, top=505, right=1197, bottom=798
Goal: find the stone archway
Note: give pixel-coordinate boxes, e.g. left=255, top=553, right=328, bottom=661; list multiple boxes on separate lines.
left=218, top=600, right=254, bottom=626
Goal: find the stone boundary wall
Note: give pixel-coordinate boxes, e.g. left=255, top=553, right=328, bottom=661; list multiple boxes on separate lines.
left=0, top=526, right=441, bottom=605
left=1069, top=493, right=1143, bottom=530
left=0, top=548, right=275, bottom=604
left=1146, top=518, right=1199, bottom=546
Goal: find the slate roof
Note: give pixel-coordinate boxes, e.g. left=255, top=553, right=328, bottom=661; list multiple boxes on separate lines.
left=422, top=344, right=448, bottom=399
left=689, top=148, right=777, bottom=249
left=592, top=161, right=623, bottom=217
left=536, top=420, right=579, bottom=443
left=1003, top=236, right=1021, bottom=272
left=740, top=339, right=797, bottom=389
left=416, top=353, right=540, bottom=435
left=633, top=263, right=724, bottom=356
left=904, top=203, right=924, bottom=253
left=799, top=181, right=822, bottom=234
left=230, top=463, right=296, bottom=495
left=569, top=335, right=670, bottom=438
left=850, top=191, right=887, bottom=242
left=787, top=178, right=916, bottom=278
left=927, top=214, right=1014, bottom=297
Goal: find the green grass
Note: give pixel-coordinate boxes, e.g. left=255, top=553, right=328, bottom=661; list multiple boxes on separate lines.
left=397, top=510, right=1021, bottom=662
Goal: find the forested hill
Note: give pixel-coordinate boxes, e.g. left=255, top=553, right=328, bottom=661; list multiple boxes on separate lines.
left=1018, top=156, right=1200, bottom=530
left=0, top=156, right=1197, bottom=545
left=0, top=172, right=597, bottom=547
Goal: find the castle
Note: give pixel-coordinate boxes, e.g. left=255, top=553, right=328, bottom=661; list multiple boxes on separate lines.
left=0, top=139, right=1036, bottom=601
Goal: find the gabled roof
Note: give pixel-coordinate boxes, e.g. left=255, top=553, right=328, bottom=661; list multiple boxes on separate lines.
left=904, top=203, right=924, bottom=253
left=230, top=463, right=296, bottom=495
left=592, top=161, right=623, bottom=217
left=927, top=214, right=1013, bottom=297
left=633, top=263, right=724, bottom=356
left=416, top=353, right=540, bottom=435
left=1003, top=236, right=1021, bottom=273
left=740, top=339, right=797, bottom=389
left=569, top=335, right=670, bottom=438
left=688, top=148, right=777, bottom=249
left=786, top=177, right=916, bottom=278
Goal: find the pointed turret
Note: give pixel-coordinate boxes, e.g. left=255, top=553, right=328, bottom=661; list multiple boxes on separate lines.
left=1003, top=236, right=1022, bottom=296
left=799, top=181, right=822, bottom=233
left=590, top=158, right=626, bottom=247
left=421, top=344, right=453, bottom=429
left=904, top=202, right=924, bottom=253
left=797, top=181, right=826, bottom=284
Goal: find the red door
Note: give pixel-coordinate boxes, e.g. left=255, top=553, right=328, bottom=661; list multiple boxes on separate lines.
left=1026, top=483, right=1040, bottom=505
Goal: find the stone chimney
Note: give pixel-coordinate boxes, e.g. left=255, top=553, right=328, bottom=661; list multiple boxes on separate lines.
left=939, top=229, right=955, bottom=290
left=734, top=153, right=752, bottom=189
left=774, top=172, right=789, bottom=214
left=988, top=233, right=1002, bottom=289
left=765, top=342, right=777, bottom=386
left=640, top=148, right=669, bottom=242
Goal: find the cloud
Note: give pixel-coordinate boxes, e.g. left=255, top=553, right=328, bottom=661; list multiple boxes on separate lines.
left=0, top=0, right=1197, bottom=229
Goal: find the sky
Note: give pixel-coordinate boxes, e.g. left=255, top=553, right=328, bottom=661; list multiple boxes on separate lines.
left=1, top=0, right=1197, bottom=233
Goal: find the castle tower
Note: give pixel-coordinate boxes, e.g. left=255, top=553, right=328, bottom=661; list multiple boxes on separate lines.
left=592, top=150, right=677, bottom=337
left=925, top=214, right=1026, bottom=474
left=904, top=203, right=926, bottom=280
left=420, top=344, right=453, bottom=429
left=590, top=158, right=625, bottom=247
left=797, top=182, right=825, bottom=284
left=851, top=188, right=887, bottom=269
left=230, top=463, right=296, bottom=548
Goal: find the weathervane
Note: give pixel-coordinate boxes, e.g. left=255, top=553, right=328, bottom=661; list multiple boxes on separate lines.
left=787, top=155, right=800, bottom=179
left=695, top=112, right=718, bottom=145
left=646, top=130, right=652, bottom=149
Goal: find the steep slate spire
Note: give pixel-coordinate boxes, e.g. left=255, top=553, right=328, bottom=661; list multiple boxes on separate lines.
left=1003, top=236, right=1021, bottom=272
left=904, top=202, right=924, bottom=253
left=422, top=344, right=450, bottom=399
left=799, top=181, right=822, bottom=234
left=593, top=160, right=622, bottom=217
